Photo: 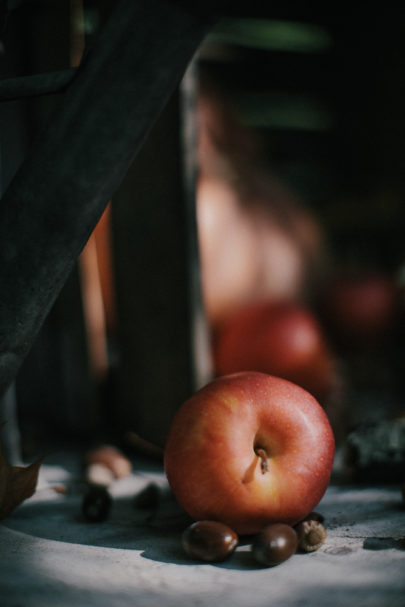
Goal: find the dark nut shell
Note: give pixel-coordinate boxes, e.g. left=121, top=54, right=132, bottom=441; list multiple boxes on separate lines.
left=82, top=486, right=112, bottom=522
left=301, top=511, right=325, bottom=524
left=295, top=519, right=327, bottom=552
left=252, top=523, right=298, bottom=566
left=182, top=520, right=238, bottom=562
left=133, top=483, right=160, bottom=510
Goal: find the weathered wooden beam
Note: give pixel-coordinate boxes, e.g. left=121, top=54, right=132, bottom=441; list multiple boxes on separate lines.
left=0, top=0, right=215, bottom=399
left=112, top=66, right=213, bottom=447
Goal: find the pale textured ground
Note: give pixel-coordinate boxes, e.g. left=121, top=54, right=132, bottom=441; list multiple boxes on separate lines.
left=1, top=452, right=404, bottom=607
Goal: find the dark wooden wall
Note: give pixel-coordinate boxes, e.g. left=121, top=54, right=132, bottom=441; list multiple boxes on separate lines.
left=1, top=3, right=404, bottom=457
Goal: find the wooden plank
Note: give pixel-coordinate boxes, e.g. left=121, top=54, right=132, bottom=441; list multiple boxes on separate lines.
left=111, top=68, right=212, bottom=448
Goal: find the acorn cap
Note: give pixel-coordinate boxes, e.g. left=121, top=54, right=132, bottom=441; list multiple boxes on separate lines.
left=295, top=519, right=327, bottom=552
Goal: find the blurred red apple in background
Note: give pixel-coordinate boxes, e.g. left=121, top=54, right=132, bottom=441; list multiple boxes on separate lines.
left=321, top=271, right=402, bottom=348
left=212, top=300, right=337, bottom=402
left=164, top=372, right=335, bottom=535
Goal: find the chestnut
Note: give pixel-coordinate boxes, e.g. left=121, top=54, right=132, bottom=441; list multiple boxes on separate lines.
left=182, top=520, right=238, bottom=562
left=82, top=486, right=112, bottom=522
left=252, top=523, right=298, bottom=566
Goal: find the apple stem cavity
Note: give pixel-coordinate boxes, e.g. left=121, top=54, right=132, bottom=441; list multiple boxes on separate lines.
left=255, top=447, right=269, bottom=474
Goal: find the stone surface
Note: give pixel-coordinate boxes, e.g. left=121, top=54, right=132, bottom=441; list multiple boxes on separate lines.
left=0, top=452, right=404, bottom=607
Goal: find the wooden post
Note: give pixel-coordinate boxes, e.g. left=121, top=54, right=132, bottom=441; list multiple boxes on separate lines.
left=112, top=64, right=212, bottom=447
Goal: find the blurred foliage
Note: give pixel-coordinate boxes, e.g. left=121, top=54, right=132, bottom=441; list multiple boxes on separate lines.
left=208, top=18, right=332, bottom=53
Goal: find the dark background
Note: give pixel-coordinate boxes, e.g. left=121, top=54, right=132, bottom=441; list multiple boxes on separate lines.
left=1, top=1, right=404, bottom=462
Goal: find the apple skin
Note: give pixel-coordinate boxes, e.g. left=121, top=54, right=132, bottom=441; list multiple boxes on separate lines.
left=213, top=301, right=337, bottom=402
left=164, top=371, right=335, bottom=535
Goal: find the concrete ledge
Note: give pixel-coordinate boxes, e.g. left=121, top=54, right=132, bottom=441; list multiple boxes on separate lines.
left=1, top=453, right=404, bottom=607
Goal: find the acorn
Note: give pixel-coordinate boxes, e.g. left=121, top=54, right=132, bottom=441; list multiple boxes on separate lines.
left=294, top=519, right=327, bottom=552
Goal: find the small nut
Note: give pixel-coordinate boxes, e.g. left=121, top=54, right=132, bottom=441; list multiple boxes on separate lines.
left=295, top=519, right=327, bottom=552
left=134, top=483, right=160, bottom=510
left=82, top=486, right=112, bottom=522
left=252, top=524, right=298, bottom=566
left=182, top=521, right=238, bottom=562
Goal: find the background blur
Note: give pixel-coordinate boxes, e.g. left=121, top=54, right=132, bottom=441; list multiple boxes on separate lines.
left=1, top=1, right=404, bottom=480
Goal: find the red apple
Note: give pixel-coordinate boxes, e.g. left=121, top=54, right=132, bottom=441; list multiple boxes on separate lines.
left=164, top=371, right=335, bottom=535
left=213, top=301, right=337, bottom=401
left=321, top=271, right=402, bottom=348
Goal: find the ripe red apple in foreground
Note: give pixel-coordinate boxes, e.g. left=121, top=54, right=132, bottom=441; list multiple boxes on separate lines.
left=164, top=371, right=335, bottom=535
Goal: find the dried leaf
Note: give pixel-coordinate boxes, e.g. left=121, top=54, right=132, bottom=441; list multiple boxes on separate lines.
left=0, top=424, right=44, bottom=520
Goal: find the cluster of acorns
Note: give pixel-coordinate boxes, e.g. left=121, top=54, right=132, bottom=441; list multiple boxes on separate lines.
left=79, top=444, right=328, bottom=567
left=182, top=513, right=327, bottom=566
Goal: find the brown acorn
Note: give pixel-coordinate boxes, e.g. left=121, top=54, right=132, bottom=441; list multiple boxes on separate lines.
left=295, top=519, right=327, bottom=552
